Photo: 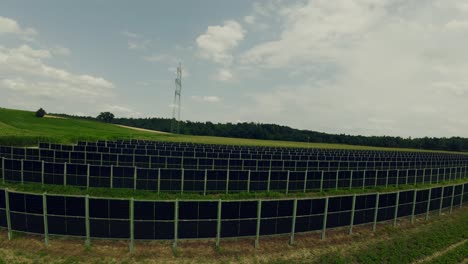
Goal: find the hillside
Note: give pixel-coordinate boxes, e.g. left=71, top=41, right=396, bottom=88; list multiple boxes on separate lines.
left=0, top=107, right=461, bottom=153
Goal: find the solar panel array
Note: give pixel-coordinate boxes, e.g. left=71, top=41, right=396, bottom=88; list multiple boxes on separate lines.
left=0, top=140, right=467, bottom=249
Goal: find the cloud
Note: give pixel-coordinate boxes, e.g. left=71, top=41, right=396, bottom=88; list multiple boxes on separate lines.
left=196, top=20, right=245, bottom=65
left=241, top=0, right=389, bottom=68
left=0, top=16, right=37, bottom=37
left=211, top=68, right=233, bottom=81
left=144, top=54, right=179, bottom=64
left=231, top=0, right=468, bottom=137
left=121, top=30, right=150, bottom=50
left=244, top=16, right=255, bottom=24
left=101, top=104, right=142, bottom=117
left=445, top=20, right=468, bottom=30
left=191, top=95, right=221, bottom=103
left=0, top=44, right=115, bottom=103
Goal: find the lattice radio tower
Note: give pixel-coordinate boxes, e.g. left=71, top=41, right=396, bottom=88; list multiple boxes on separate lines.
left=171, top=63, right=182, bottom=134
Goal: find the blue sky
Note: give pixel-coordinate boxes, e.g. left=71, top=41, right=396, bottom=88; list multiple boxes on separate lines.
left=2, top=0, right=468, bottom=137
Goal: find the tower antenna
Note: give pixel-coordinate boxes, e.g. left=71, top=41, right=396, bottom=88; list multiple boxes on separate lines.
left=171, top=63, right=182, bottom=134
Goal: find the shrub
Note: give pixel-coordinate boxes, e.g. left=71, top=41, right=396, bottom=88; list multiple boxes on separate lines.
left=35, top=108, right=46, bottom=118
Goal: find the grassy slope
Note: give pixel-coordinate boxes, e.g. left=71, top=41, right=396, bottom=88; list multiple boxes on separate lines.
left=0, top=107, right=463, bottom=153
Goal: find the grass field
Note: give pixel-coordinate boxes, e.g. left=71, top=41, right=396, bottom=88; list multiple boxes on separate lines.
left=0, top=107, right=462, bottom=153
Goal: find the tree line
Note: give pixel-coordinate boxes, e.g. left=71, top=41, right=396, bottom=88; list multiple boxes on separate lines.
left=53, top=112, right=468, bottom=152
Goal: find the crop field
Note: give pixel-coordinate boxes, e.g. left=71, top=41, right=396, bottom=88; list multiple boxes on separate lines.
left=0, top=107, right=467, bottom=263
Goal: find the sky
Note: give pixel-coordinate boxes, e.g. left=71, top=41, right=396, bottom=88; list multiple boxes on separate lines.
left=1, top=0, right=468, bottom=138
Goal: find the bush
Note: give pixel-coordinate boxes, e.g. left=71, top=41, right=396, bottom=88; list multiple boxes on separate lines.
left=35, top=108, right=46, bottom=118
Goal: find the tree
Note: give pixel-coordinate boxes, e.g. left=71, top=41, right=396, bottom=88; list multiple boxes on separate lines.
left=97, top=112, right=115, bottom=123
left=35, top=108, right=46, bottom=118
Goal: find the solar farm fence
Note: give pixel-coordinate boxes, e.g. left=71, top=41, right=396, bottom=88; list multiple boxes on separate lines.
left=0, top=183, right=466, bottom=250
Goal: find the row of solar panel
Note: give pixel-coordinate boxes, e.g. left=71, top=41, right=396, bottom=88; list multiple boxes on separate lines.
left=79, top=140, right=456, bottom=155
left=0, top=184, right=466, bottom=239
left=37, top=144, right=463, bottom=162
left=68, top=142, right=468, bottom=159
left=1, top=158, right=466, bottom=193
left=82, top=140, right=468, bottom=160
left=1, top=148, right=464, bottom=171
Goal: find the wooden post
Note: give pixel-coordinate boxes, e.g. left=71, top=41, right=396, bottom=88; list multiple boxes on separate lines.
left=449, top=185, right=455, bottom=214
left=349, top=194, right=357, bottom=234
left=216, top=199, right=222, bottom=248
left=5, top=189, right=12, bottom=240
left=85, top=195, right=90, bottom=247
left=335, top=170, right=339, bottom=191
left=373, top=193, right=380, bottom=231
left=86, top=164, right=90, bottom=190
left=133, top=167, right=137, bottom=191
left=460, top=184, right=465, bottom=209
left=320, top=171, right=324, bottom=192
left=204, top=169, right=208, bottom=196
left=393, top=191, right=400, bottom=227
left=426, top=188, right=432, bottom=220
left=303, top=170, right=308, bottom=193
left=42, top=193, right=49, bottom=246
left=173, top=199, right=179, bottom=250
left=289, top=199, right=298, bottom=245
left=321, top=197, right=329, bottom=240
left=267, top=170, right=271, bottom=193
left=439, top=186, right=445, bottom=216
left=247, top=170, right=251, bottom=193
left=411, top=190, right=417, bottom=224
left=255, top=200, right=262, bottom=248
left=129, top=198, right=134, bottom=252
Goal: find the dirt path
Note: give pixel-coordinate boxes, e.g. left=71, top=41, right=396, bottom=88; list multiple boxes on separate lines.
left=44, top=115, right=67, bottom=119
left=115, top=124, right=170, bottom=134
left=413, top=239, right=467, bottom=264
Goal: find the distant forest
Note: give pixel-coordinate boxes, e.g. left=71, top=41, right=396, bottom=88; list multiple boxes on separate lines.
left=55, top=113, right=468, bottom=152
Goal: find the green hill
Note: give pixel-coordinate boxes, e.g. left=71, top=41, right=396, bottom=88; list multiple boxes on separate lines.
left=0, top=107, right=458, bottom=152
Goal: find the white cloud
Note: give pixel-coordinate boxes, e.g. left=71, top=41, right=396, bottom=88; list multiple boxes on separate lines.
left=144, top=54, right=179, bottom=64
left=445, top=20, right=468, bottom=30
left=0, top=44, right=115, bottom=104
left=0, top=16, right=37, bottom=37
left=241, top=0, right=389, bottom=68
left=121, top=30, right=150, bottom=50
left=101, top=104, right=142, bottom=117
left=196, top=20, right=245, bottom=65
left=244, top=16, right=256, bottom=24
left=211, top=68, right=233, bottom=81
left=232, top=0, right=468, bottom=137
left=191, top=95, right=221, bottom=103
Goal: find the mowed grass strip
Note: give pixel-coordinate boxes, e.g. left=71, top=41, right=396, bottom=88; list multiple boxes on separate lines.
left=1, top=107, right=465, bottom=153
left=312, top=207, right=468, bottom=264
left=1, top=179, right=466, bottom=200
left=423, top=239, right=468, bottom=264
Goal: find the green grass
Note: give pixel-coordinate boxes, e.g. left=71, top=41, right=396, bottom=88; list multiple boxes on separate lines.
left=1, top=179, right=466, bottom=200
left=426, top=240, right=468, bottom=264
left=0, top=107, right=464, bottom=153
left=312, top=207, right=468, bottom=264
